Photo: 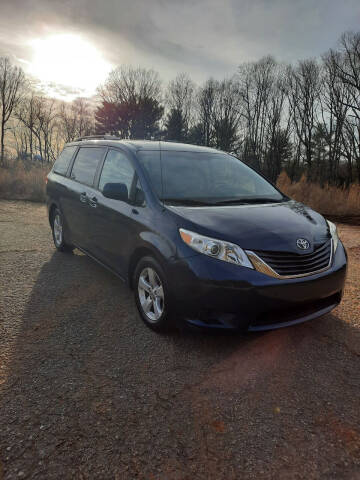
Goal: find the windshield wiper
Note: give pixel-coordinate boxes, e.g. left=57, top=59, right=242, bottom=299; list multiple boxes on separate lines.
left=162, top=198, right=214, bottom=206
left=162, top=197, right=286, bottom=206
left=213, top=197, right=285, bottom=205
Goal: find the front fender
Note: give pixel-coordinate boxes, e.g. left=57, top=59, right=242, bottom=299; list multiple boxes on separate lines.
left=139, top=231, right=176, bottom=261
left=126, top=230, right=177, bottom=287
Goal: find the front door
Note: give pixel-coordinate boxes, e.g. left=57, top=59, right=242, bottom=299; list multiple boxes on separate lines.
left=89, top=148, right=139, bottom=277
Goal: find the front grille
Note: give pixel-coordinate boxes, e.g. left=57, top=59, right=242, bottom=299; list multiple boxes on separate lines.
left=253, top=239, right=332, bottom=277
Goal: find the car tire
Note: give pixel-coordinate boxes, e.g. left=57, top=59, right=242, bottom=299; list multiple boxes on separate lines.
left=51, top=208, right=74, bottom=253
left=133, top=256, right=173, bottom=332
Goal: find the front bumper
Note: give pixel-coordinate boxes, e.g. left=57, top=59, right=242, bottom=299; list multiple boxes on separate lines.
left=168, top=241, right=347, bottom=331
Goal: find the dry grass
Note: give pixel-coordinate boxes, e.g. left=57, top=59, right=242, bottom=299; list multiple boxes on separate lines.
left=0, top=163, right=49, bottom=202
left=277, top=172, right=360, bottom=218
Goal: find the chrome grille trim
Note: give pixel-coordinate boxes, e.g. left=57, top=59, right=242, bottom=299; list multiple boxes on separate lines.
left=246, top=240, right=333, bottom=279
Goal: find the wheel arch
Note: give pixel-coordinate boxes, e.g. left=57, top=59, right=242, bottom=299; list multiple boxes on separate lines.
left=128, top=246, right=168, bottom=289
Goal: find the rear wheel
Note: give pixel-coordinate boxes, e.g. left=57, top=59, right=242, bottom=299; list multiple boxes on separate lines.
left=51, top=208, right=74, bottom=252
left=133, top=256, right=173, bottom=332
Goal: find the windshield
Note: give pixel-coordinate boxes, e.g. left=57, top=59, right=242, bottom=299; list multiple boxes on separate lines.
left=138, top=150, right=285, bottom=205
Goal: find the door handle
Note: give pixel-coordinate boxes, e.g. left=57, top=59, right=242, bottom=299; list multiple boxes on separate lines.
left=80, top=192, right=87, bottom=203
left=89, top=196, right=98, bottom=208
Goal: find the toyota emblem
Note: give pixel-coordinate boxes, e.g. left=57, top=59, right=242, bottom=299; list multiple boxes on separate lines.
left=296, top=238, right=310, bottom=250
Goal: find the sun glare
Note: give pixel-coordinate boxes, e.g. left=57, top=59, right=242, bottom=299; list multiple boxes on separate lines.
left=28, top=34, right=112, bottom=98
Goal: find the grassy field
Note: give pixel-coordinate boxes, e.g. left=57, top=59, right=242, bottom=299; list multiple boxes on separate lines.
left=277, top=172, right=360, bottom=220
left=0, top=164, right=49, bottom=202
left=0, top=164, right=359, bottom=220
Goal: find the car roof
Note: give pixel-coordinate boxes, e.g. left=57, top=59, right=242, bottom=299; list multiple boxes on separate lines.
left=66, top=138, right=221, bottom=154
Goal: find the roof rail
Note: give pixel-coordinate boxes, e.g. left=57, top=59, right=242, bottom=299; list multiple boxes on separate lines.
left=74, top=135, right=121, bottom=142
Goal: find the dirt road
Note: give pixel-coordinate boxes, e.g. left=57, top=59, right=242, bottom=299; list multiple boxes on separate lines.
left=0, top=200, right=359, bottom=479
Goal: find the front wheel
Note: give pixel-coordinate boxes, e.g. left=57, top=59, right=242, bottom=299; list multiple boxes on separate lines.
left=51, top=208, right=74, bottom=252
left=133, top=256, right=173, bottom=332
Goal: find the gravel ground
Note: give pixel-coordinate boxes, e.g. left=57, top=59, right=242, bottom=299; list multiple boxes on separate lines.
left=0, top=200, right=359, bottom=480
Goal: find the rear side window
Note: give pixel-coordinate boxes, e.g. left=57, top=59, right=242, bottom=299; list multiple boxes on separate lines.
left=99, top=149, right=135, bottom=194
left=53, top=146, right=77, bottom=175
left=71, top=147, right=105, bottom=186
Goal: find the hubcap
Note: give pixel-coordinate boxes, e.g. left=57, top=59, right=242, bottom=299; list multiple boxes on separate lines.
left=138, top=267, right=164, bottom=323
left=53, top=214, right=63, bottom=246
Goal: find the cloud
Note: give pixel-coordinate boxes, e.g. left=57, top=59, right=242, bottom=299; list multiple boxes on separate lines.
left=0, top=0, right=359, bottom=98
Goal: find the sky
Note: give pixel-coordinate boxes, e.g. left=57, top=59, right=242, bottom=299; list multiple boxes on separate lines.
left=0, top=0, right=359, bottom=100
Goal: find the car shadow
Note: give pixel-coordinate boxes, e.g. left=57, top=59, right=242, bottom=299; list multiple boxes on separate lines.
left=1, top=250, right=359, bottom=479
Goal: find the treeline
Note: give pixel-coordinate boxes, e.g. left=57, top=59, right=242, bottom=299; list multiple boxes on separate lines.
left=1, top=31, right=359, bottom=186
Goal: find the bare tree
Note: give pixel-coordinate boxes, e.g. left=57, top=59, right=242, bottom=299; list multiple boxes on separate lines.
left=286, top=59, right=321, bottom=180
left=211, top=77, right=242, bottom=152
left=195, top=78, right=217, bottom=146
left=329, top=32, right=360, bottom=181
left=236, top=57, right=290, bottom=179
left=97, top=66, right=163, bottom=139
left=59, top=98, right=94, bottom=142
left=38, top=98, right=58, bottom=163
left=0, top=57, right=25, bottom=164
left=164, top=73, right=195, bottom=141
left=333, top=33, right=360, bottom=118
left=319, top=51, right=350, bottom=183
left=16, top=92, right=40, bottom=161
left=99, top=65, right=162, bottom=104
left=16, top=95, right=61, bottom=163
left=238, top=57, right=276, bottom=168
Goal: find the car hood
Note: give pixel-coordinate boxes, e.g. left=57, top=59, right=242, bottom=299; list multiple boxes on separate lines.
left=166, top=200, right=330, bottom=254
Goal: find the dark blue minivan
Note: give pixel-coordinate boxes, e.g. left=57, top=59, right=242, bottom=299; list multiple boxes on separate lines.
left=46, top=137, right=347, bottom=332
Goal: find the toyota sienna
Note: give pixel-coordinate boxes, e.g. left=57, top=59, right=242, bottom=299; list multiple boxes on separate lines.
left=46, top=137, right=347, bottom=332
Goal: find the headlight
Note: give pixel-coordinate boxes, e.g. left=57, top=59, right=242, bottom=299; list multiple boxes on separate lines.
left=327, top=220, right=339, bottom=252
left=179, top=228, right=253, bottom=269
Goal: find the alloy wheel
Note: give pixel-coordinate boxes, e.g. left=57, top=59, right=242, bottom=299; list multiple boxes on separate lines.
left=53, top=213, right=63, bottom=247
left=138, top=267, right=165, bottom=322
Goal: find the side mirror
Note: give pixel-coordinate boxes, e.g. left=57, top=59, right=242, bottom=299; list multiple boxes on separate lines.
left=102, top=182, right=128, bottom=202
